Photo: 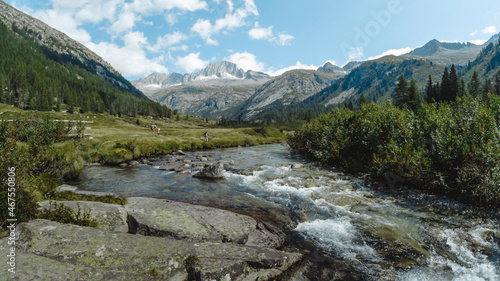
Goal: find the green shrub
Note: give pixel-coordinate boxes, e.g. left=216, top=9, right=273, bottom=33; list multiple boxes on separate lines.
left=38, top=201, right=98, bottom=227
left=52, top=191, right=127, bottom=205
left=287, top=96, right=500, bottom=208
left=101, top=147, right=134, bottom=165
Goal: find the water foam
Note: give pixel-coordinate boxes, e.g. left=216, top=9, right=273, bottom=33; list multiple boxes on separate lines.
left=295, top=218, right=379, bottom=262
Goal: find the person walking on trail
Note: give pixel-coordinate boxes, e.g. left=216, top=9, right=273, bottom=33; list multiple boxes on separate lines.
left=204, top=131, right=209, bottom=142
left=151, top=124, right=157, bottom=136
left=157, top=127, right=161, bottom=136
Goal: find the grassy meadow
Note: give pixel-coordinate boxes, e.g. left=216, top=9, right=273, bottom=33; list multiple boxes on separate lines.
left=0, top=103, right=284, bottom=229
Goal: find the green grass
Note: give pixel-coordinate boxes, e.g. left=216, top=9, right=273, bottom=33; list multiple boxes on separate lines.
left=0, top=103, right=285, bottom=166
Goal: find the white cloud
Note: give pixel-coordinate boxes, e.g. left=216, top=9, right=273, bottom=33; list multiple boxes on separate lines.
left=225, top=52, right=265, bottom=72
left=191, top=19, right=218, bottom=45
left=214, top=12, right=246, bottom=31
left=226, top=0, right=234, bottom=13
left=266, top=61, right=318, bottom=77
left=482, top=25, right=497, bottom=34
left=347, top=47, right=364, bottom=61
left=154, top=0, right=208, bottom=12
left=86, top=40, right=168, bottom=78
left=175, top=52, right=210, bottom=73
left=33, top=8, right=92, bottom=44
left=110, top=9, right=139, bottom=34
left=74, top=0, right=121, bottom=24
left=122, top=31, right=148, bottom=50
left=165, top=12, right=179, bottom=25
left=248, top=22, right=273, bottom=40
left=192, top=0, right=258, bottom=45
left=248, top=22, right=294, bottom=46
left=277, top=32, right=294, bottom=46
left=367, top=47, right=412, bottom=61
left=150, top=31, right=189, bottom=52
left=469, top=39, right=488, bottom=45
left=470, top=25, right=498, bottom=36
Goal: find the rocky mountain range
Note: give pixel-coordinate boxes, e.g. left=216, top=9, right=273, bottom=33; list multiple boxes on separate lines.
left=133, top=61, right=348, bottom=119
left=402, top=34, right=500, bottom=66
left=3, top=0, right=500, bottom=122
left=134, top=34, right=500, bottom=121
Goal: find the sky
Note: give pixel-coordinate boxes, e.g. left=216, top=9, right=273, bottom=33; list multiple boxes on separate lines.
left=5, top=0, right=500, bottom=80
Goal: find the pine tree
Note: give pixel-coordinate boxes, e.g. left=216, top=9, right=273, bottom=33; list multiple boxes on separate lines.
left=358, top=93, right=368, bottom=106
left=0, top=74, right=4, bottom=103
left=394, top=74, right=408, bottom=108
left=495, top=70, right=500, bottom=95
left=407, top=79, right=422, bottom=111
left=448, top=64, right=459, bottom=101
left=440, top=67, right=451, bottom=101
left=470, top=71, right=480, bottom=97
left=481, top=79, right=493, bottom=101
left=347, top=100, right=354, bottom=111
left=425, top=75, right=437, bottom=103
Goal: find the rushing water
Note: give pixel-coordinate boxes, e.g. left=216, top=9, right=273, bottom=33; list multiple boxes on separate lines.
left=69, top=144, right=500, bottom=281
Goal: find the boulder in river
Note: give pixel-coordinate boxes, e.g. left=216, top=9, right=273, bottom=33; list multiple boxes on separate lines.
left=193, top=161, right=224, bottom=179
left=125, top=197, right=286, bottom=249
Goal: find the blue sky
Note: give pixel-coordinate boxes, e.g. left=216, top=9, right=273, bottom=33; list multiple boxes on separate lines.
left=6, top=0, right=500, bottom=80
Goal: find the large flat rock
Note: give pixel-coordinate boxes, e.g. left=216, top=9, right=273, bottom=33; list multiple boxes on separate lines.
left=0, top=249, right=160, bottom=281
left=38, top=200, right=128, bottom=233
left=125, top=197, right=285, bottom=249
left=9, top=219, right=302, bottom=280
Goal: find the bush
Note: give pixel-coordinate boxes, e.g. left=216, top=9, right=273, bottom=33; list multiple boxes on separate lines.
left=287, top=96, right=500, bottom=208
left=0, top=118, right=77, bottom=228
left=38, top=201, right=98, bottom=227
left=101, top=147, right=134, bottom=164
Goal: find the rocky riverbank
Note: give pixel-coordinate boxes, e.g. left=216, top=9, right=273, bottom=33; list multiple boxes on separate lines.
left=1, top=186, right=302, bottom=280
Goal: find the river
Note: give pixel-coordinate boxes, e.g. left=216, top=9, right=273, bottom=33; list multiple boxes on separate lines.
left=69, top=144, right=500, bottom=281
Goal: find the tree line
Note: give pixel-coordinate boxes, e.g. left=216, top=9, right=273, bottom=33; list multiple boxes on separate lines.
left=0, top=22, right=172, bottom=118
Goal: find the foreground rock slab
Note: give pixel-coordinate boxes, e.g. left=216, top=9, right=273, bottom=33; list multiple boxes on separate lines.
left=38, top=200, right=128, bottom=232
left=8, top=219, right=302, bottom=280
left=125, top=197, right=286, bottom=249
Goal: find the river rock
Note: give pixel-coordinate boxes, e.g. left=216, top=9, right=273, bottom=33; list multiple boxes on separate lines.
left=291, top=163, right=303, bottom=169
left=38, top=200, right=128, bottom=232
left=55, top=184, right=78, bottom=193
left=0, top=250, right=156, bottom=281
left=129, top=160, right=140, bottom=166
left=193, top=161, right=224, bottom=179
left=125, top=197, right=286, bottom=249
left=9, top=219, right=302, bottom=280
left=74, top=190, right=117, bottom=197
left=326, top=195, right=362, bottom=208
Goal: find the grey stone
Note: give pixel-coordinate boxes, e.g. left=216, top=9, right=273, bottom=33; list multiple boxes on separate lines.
left=74, top=190, right=117, bottom=197
left=0, top=250, right=159, bottom=281
left=125, top=197, right=285, bottom=249
left=55, top=184, right=77, bottom=193
left=11, top=219, right=302, bottom=281
left=193, top=161, right=224, bottom=179
left=38, top=200, right=128, bottom=232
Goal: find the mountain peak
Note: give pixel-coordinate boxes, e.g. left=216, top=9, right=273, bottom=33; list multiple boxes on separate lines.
left=193, top=61, right=245, bottom=80
left=318, top=62, right=343, bottom=73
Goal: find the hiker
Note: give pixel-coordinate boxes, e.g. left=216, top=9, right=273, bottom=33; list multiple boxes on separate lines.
left=151, top=124, right=156, bottom=136
left=203, top=131, right=209, bottom=141
left=157, top=127, right=161, bottom=136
